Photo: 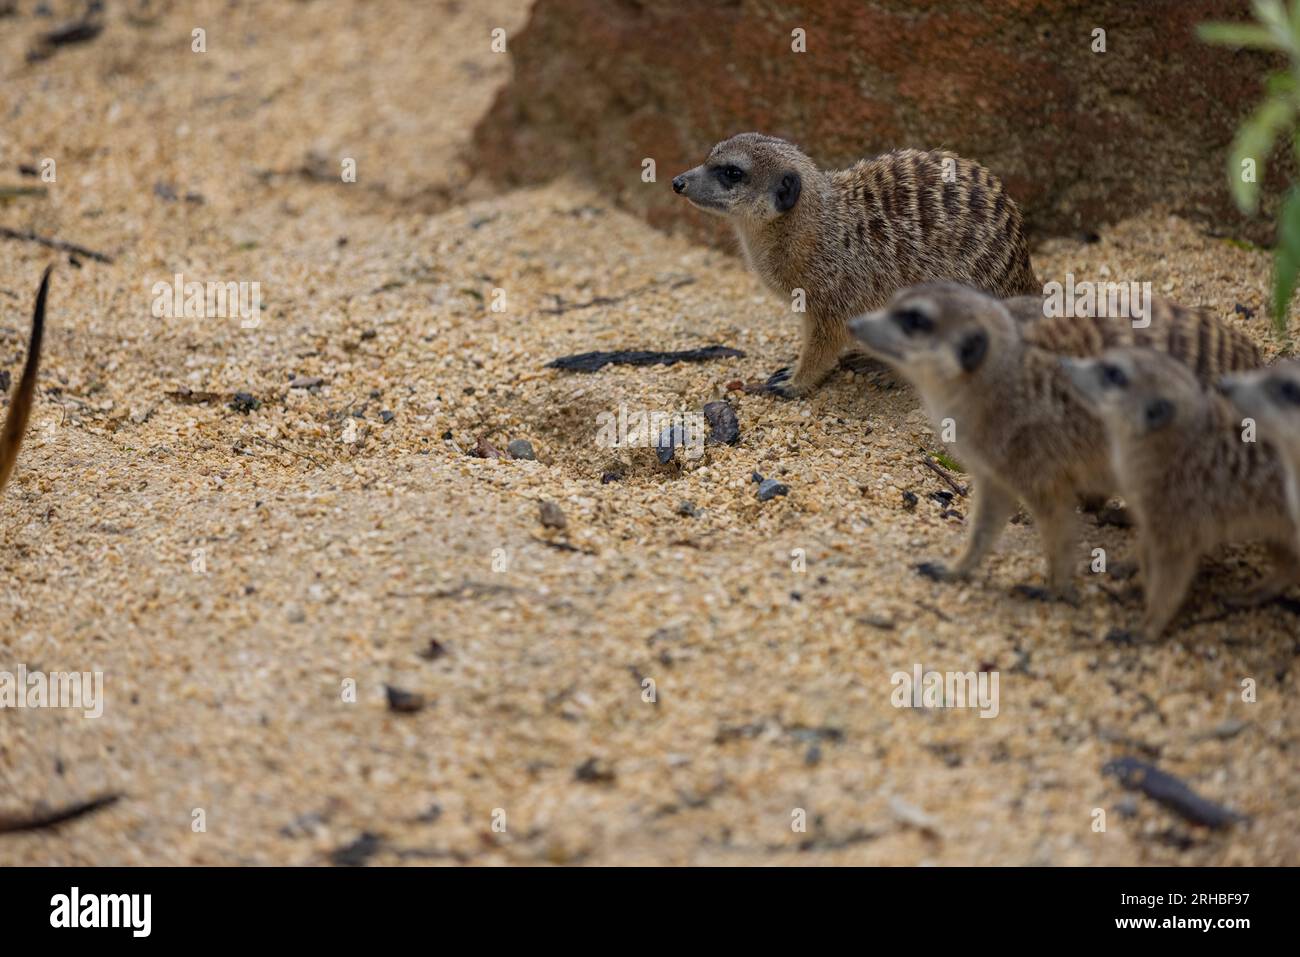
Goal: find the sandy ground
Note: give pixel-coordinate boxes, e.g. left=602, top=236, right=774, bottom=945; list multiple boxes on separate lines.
left=0, top=1, right=1296, bottom=866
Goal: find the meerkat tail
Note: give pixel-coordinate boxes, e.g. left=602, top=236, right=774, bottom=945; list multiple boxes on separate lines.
left=0, top=265, right=50, bottom=495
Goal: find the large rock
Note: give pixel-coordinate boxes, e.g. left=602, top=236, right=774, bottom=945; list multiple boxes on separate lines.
left=474, top=0, right=1285, bottom=247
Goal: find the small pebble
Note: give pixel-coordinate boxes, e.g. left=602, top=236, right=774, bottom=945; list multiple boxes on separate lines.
left=757, top=478, right=788, bottom=502
left=702, top=400, right=740, bottom=445
left=229, top=392, right=259, bottom=414
left=475, top=437, right=504, bottom=459
left=574, top=757, right=616, bottom=784
left=330, top=832, right=382, bottom=867
left=655, top=424, right=684, bottom=464
left=539, top=500, right=567, bottom=529
left=507, top=439, right=536, bottom=460
left=418, top=639, right=448, bottom=661
left=385, top=685, right=426, bottom=713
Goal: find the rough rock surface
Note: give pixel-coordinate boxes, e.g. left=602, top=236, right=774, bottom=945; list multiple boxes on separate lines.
left=475, top=0, right=1288, bottom=247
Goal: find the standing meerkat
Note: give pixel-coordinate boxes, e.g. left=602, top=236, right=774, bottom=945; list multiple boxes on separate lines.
left=1219, top=361, right=1300, bottom=553
left=0, top=266, right=49, bottom=496
left=847, top=283, right=1262, bottom=597
left=671, top=133, right=1038, bottom=397
left=1062, top=348, right=1298, bottom=639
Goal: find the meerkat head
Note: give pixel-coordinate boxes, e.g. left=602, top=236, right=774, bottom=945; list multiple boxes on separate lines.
left=1060, top=347, right=1201, bottom=441
left=671, top=133, right=814, bottom=223
left=846, top=283, right=1018, bottom=396
left=1219, top=361, right=1300, bottom=460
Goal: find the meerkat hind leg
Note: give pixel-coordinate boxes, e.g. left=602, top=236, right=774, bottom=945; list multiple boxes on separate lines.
left=1139, top=546, right=1200, bottom=640
left=1014, top=499, right=1081, bottom=603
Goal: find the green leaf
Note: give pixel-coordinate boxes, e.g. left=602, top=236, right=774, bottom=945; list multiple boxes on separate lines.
left=1272, top=186, right=1300, bottom=332
left=1198, top=22, right=1287, bottom=50
left=1265, top=71, right=1297, bottom=96
left=1253, top=0, right=1292, bottom=45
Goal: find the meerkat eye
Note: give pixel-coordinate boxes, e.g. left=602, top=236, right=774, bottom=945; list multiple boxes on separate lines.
left=722, top=165, right=744, bottom=183
left=1144, top=398, right=1175, bottom=429
left=892, top=308, right=934, bottom=335
left=1100, top=363, right=1128, bottom=388
left=1276, top=378, right=1300, bottom=406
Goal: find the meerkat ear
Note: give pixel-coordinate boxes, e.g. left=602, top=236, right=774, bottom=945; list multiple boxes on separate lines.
left=957, top=329, right=989, bottom=372
left=1144, top=398, right=1175, bottom=431
left=774, top=172, right=801, bottom=212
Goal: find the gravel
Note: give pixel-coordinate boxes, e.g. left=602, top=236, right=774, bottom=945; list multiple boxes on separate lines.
left=0, top=0, right=1294, bottom=867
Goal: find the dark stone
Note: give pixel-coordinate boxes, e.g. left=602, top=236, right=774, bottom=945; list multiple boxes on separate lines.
left=539, top=500, right=567, bottom=529
left=703, top=399, right=740, bottom=445
left=574, top=757, right=616, bottom=784
left=507, top=438, right=536, bottom=460
left=229, top=392, right=259, bottom=414
left=418, top=639, right=448, bottom=661
left=655, top=424, right=684, bottom=464
left=385, top=685, right=426, bottom=714
left=330, top=832, right=382, bottom=867
left=757, top=478, right=788, bottom=502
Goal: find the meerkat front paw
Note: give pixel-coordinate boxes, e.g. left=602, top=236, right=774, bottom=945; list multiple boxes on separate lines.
left=767, top=371, right=826, bottom=399
left=760, top=366, right=803, bottom=399
left=915, top=561, right=962, bottom=582
left=1011, top=582, right=1080, bottom=606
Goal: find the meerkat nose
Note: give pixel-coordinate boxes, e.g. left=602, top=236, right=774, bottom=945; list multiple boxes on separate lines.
left=672, top=175, right=687, bottom=194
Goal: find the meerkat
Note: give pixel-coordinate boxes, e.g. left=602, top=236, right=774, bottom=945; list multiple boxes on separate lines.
left=1218, top=360, right=1300, bottom=553
left=846, top=283, right=1262, bottom=597
left=671, top=133, right=1037, bottom=397
left=0, top=266, right=50, bottom=496
left=1062, top=348, right=1298, bottom=639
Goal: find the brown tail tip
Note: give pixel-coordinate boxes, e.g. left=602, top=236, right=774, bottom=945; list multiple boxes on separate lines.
left=0, top=265, right=50, bottom=495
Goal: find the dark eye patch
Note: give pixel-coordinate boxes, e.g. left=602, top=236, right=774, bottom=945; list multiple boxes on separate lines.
left=714, top=165, right=745, bottom=186
left=1144, top=397, right=1174, bottom=430
left=1100, top=363, right=1128, bottom=388
left=1274, top=377, right=1300, bottom=406
left=957, top=329, right=988, bottom=372
left=892, top=308, right=934, bottom=335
